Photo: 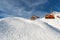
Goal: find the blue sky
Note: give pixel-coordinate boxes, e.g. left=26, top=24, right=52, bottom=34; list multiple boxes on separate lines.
left=0, top=0, right=60, bottom=19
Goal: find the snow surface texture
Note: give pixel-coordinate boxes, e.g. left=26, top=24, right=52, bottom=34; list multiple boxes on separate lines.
left=0, top=15, right=60, bottom=40
left=38, top=12, right=60, bottom=30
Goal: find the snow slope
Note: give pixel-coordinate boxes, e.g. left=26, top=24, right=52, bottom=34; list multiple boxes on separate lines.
left=0, top=17, right=60, bottom=40
left=38, top=12, right=60, bottom=30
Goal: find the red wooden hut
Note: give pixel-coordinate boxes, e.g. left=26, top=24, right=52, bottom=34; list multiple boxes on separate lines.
left=45, top=14, right=55, bottom=19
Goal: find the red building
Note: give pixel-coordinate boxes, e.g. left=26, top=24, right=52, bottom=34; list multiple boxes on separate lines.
left=45, top=14, right=55, bottom=19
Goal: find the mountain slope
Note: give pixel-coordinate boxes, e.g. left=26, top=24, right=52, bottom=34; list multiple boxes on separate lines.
left=38, top=12, right=60, bottom=30
left=0, top=17, right=60, bottom=40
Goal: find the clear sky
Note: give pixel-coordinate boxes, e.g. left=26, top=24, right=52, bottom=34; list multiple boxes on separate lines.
left=0, top=0, right=60, bottom=19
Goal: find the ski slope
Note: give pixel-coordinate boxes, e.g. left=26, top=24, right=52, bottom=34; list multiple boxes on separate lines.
left=0, top=17, right=60, bottom=40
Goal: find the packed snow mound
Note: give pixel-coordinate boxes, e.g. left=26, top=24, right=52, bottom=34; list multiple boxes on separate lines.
left=52, top=11, right=60, bottom=16
left=0, top=17, right=60, bottom=40
left=52, top=11, right=60, bottom=19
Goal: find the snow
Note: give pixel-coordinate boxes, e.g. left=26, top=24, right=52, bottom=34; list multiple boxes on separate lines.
left=0, top=17, right=60, bottom=40
left=38, top=12, right=60, bottom=30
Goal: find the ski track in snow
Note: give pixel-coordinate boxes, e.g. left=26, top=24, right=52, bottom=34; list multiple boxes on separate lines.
left=0, top=17, right=60, bottom=40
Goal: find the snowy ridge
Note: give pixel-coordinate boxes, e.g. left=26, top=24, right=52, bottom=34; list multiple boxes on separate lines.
left=0, top=17, right=60, bottom=40
left=39, top=18, right=60, bottom=29
left=38, top=12, right=60, bottom=30
left=0, top=17, right=33, bottom=23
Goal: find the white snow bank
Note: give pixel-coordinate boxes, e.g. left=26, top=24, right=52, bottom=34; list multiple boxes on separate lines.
left=0, top=17, right=60, bottom=40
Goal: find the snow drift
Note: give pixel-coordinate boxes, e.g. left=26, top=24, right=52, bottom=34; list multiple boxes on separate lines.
left=0, top=17, right=60, bottom=40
